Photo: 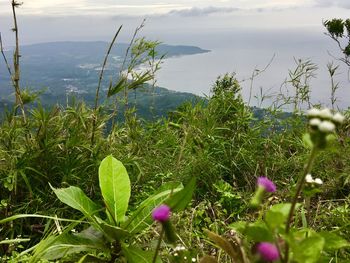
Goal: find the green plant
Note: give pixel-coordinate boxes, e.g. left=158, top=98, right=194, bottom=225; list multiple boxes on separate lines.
left=0, top=155, right=195, bottom=262
left=199, top=108, right=349, bottom=263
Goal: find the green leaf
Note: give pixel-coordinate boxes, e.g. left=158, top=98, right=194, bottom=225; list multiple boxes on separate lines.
left=165, top=177, right=196, bottom=212
left=302, top=133, right=313, bottom=148
left=244, top=221, right=274, bottom=242
left=265, top=203, right=297, bottom=230
left=95, top=217, right=130, bottom=241
left=51, top=184, right=101, bottom=219
left=108, top=76, right=127, bottom=97
left=40, top=233, right=108, bottom=260
left=122, top=244, right=162, bottom=263
left=123, top=182, right=183, bottom=234
left=99, top=155, right=131, bottom=223
left=319, top=232, right=350, bottom=251
left=292, top=235, right=325, bottom=263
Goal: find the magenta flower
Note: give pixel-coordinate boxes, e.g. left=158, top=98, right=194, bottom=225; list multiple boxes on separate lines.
left=257, top=177, right=276, bottom=193
left=256, top=242, right=280, bottom=262
left=152, top=204, right=171, bottom=222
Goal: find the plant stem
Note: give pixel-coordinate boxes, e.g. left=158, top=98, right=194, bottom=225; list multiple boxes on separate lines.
left=91, top=25, right=122, bottom=146
left=283, top=146, right=317, bottom=262
left=152, top=227, right=164, bottom=263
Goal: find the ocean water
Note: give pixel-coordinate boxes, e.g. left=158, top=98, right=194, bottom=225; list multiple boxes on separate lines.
left=155, top=28, right=350, bottom=109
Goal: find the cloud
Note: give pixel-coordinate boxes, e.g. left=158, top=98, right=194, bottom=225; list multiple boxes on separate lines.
left=315, top=0, right=350, bottom=9
left=166, top=6, right=241, bottom=17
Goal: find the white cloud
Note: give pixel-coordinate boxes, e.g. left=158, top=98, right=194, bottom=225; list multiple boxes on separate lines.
left=315, top=0, right=350, bottom=8
left=0, top=0, right=315, bottom=16
left=167, top=6, right=241, bottom=17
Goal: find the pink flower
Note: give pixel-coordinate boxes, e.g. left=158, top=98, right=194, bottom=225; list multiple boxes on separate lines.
left=257, top=177, right=276, bottom=193
left=256, top=242, right=280, bottom=262
left=152, top=204, right=171, bottom=222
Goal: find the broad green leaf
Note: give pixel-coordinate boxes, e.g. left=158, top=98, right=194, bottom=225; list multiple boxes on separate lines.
left=123, top=182, right=183, bottom=234
left=51, top=185, right=101, bottom=219
left=122, top=244, right=162, bottom=263
left=292, top=235, right=325, bottom=263
left=99, top=155, right=131, bottom=223
left=165, top=177, right=196, bottom=212
left=244, top=221, right=274, bottom=242
left=265, top=203, right=299, bottom=230
left=319, top=232, right=350, bottom=251
left=40, top=233, right=108, bottom=260
left=95, top=217, right=130, bottom=241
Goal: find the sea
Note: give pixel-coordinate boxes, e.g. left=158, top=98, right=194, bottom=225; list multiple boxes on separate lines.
left=155, top=28, right=350, bottom=109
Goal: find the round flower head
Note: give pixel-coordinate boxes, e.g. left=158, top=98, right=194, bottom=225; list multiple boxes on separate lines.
left=257, top=177, right=276, bottom=193
left=318, top=120, right=335, bottom=133
left=319, top=108, right=333, bottom=120
left=256, top=242, right=280, bottom=262
left=309, top=118, right=321, bottom=127
left=307, top=108, right=321, bottom=118
left=305, top=174, right=314, bottom=183
left=332, top=112, right=345, bottom=124
left=152, top=204, right=171, bottom=222
left=314, top=178, right=323, bottom=185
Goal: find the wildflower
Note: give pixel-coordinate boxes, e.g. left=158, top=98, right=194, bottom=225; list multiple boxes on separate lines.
left=309, top=118, right=321, bottom=127
left=152, top=204, right=171, bottom=222
left=314, top=178, right=323, bottom=185
left=319, top=108, right=333, bottom=119
left=305, top=174, right=314, bottom=183
left=318, top=120, right=335, bottom=133
left=250, top=177, right=276, bottom=207
left=256, top=242, right=280, bottom=262
left=307, top=108, right=321, bottom=118
left=332, top=112, right=345, bottom=124
left=153, top=204, right=177, bottom=243
left=257, top=177, right=276, bottom=193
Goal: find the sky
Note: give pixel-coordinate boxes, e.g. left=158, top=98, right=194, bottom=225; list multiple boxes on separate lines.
left=0, top=0, right=350, bottom=45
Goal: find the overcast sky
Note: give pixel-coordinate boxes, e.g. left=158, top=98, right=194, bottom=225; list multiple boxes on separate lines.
left=0, top=0, right=349, bottom=45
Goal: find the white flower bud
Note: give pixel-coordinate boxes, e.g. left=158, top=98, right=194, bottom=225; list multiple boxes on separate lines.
left=307, top=108, right=320, bottom=118
left=318, top=108, right=333, bottom=119
left=314, top=178, right=323, bottom=185
left=332, top=112, right=345, bottom=124
left=318, top=120, right=335, bottom=133
left=309, top=118, right=321, bottom=127
left=305, top=174, right=314, bottom=183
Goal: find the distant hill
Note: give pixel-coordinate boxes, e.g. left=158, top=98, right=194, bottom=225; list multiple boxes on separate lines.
left=0, top=41, right=209, bottom=119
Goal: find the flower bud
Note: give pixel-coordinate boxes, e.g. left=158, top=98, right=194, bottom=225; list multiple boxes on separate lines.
left=256, top=242, right=280, bottom=262
left=318, top=121, right=335, bottom=133
left=332, top=112, right=345, bottom=124
left=307, top=108, right=320, bottom=118
left=309, top=118, right=321, bottom=127
left=152, top=205, right=171, bottom=222
left=257, top=177, right=276, bottom=193
left=319, top=108, right=333, bottom=120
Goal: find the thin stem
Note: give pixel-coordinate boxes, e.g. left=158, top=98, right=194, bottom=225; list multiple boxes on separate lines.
left=152, top=227, right=164, bottom=263
left=11, top=0, right=26, bottom=122
left=91, top=25, right=122, bottom=146
left=94, top=25, right=123, bottom=112
left=283, top=146, right=317, bottom=262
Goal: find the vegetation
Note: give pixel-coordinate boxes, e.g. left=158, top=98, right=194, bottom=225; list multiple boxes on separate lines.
left=0, top=2, right=349, bottom=262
